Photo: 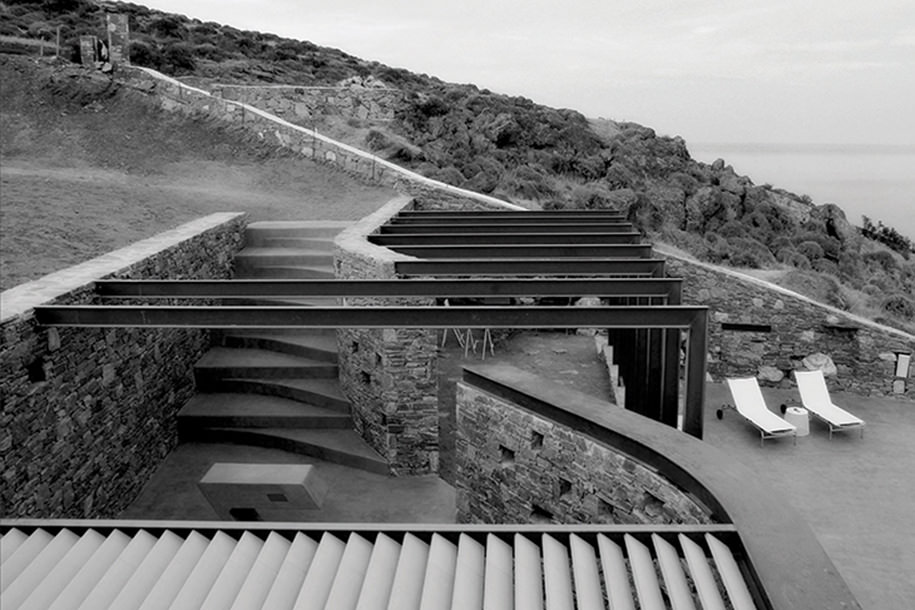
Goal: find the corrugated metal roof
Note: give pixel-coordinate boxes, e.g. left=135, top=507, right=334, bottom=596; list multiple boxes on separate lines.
left=1, top=524, right=758, bottom=609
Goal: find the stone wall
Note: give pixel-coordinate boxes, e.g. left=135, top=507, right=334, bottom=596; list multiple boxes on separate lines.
left=333, top=196, right=439, bottom=474
left=0, top=213, right=247, bottom=518
left=211, top=84, right=402, bottom=123
left=455, top=372, right=713, bottom=525
left=664, top=251, right=915, bottom=398
left=118, top=66, right=524, bottom=213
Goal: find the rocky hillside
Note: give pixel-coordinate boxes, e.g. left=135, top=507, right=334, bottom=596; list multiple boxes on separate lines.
left=2, top=0, right=913, bottom=332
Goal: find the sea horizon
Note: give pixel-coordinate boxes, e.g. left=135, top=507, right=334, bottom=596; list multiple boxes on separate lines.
left=689, top=142, right=915, bottom=241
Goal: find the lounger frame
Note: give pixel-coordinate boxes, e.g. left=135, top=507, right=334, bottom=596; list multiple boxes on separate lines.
left=717, top=403, right=797, bottom=447
left=793, top=371, right=865, bottom=440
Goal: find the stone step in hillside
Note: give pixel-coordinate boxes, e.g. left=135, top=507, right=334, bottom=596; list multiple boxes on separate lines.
left=211, top=377, right=350, bottom=412
left=194, top=427, right=389, bottom=475
left=234, top=265, right=336, bottom=280
left=244, top=220, right=351, bottom=245
left=178, top=393, right=351, bottom=431
left=194, top=347, right=338, bottom=386
left=217, top=331, right=339, bottom=363
left=235, top=248, right=335, bottom=270
left=260, top=236, right=337, bottom=249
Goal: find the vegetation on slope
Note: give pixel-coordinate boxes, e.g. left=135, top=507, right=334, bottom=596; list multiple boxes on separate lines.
left=1, top=0, right=913, bottom=332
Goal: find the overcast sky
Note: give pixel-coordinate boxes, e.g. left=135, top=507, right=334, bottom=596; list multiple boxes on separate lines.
left=140, top=0, right=914, bottom=148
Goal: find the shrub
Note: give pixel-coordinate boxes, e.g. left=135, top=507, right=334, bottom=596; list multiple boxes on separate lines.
left=881, top=294, right=915, bottom=320
left=501, top=165, right=556, bottom=201
left=570, top=183, right=615, bottom=210
left=718, top=220, right=747, bottom=239
left=813, top=258, right=839, bottom=276
left=150, top=15, right=187, bottom=40
left=427, top=165, right=464, bottom=187
left=727, top=237, right=775, bottom=268
left=193, top=43, right=225, bottom=61
left=862, top=250, right=898, bottom=273
left=128, top=40, right=161, bottom=68
left=789, top=252, right=812, bottom=270
left=775, top=247, right=797, bottom=264
left=162, top=42, right=196, bottom=73
left=797, top=240, right=824, bottom=261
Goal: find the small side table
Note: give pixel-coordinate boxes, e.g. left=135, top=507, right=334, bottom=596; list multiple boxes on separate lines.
left=784, top=406, right=810, bottom=437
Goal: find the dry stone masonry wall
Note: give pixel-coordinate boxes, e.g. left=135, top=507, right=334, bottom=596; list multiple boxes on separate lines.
left=333, top=196, right=440, bottom=474
left=211, top=83, right=402, bottom=123
left=0, top=213, right=247, bottom=518
left=455, top=382, right=713, bottom=525
left=666, top=253, right=915, bottom=398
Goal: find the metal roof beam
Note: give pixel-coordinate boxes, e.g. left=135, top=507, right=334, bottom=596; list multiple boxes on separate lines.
left=34, top=305, right=706, bottom=329
left=95, top=278, right=683, bottom=301
left=379, top=223, right=636, bottom=234
left=368, top=233, right=643, bottom=246
left=388, top=244, right=654, bottom=258
left=395, top=258, right=666, bottom=277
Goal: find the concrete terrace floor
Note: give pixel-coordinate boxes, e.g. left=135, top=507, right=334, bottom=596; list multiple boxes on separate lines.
left=123, top=380, right=915, bottom=609
left=703, top=382, right=915, bottom=610
left=122, top=442, right=456, bottom=524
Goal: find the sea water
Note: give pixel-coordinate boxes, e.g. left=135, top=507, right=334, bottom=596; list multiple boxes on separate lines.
left=689, top=143, right=915, bottom=240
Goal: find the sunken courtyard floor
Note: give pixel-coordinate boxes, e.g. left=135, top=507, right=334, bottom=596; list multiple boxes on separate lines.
left=124, top=357, right=914, bottom=610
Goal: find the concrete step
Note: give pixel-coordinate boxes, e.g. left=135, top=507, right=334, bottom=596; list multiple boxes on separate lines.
left=195, top=427, right=389, bottom=474
left=234, top=266, right=335, bottom=280
left=257, top=236, right=336, bottom=250
left=206, top=377, right=350, bottom=412
left=245, top=221, right=351, bottom=240
left=218, top=332, right=338, bottom=363
left=178, top=393, right=351, bottom=432
left=235, top=248, right=336, bottom=269
left=194, top=347, right=338, bottom=384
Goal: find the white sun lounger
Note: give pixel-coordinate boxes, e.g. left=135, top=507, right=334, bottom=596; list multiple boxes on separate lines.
left=794, top=370, right=865, bottom=439
left=719, top=377, right=797, bottom=446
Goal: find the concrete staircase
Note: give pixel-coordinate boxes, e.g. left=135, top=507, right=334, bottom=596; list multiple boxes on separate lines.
left=179, top=221, right=389, bottom=474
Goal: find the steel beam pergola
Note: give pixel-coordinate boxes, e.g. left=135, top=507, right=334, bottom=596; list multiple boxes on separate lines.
left=395, top=210, right=627, bottom=220
left=384, top=244, right=654, bottom=259
left=395, top=258, right=667, bottom=277
left=368, top=232, right=643, bottom=246
left=34, top=305, right=707, bottom=438
left=94, top=278, right=683, bottom=302
left=379, top=223, right=638, bottom=234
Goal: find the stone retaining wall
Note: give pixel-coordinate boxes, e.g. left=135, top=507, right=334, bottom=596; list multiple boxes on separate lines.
left=664, top=252, right=915, bottom=398
left=0, top=213, right=247, bottom=518
left=211, top=84, right=402, bottom=123
left=332, top=187, right=528, bottom=474
left=455, top=374, right=713, bottom=525
left=333, top=196, right=438, bottom=474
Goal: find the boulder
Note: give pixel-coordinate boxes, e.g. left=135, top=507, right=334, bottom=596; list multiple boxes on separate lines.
left=802, top=352, right=837, bottom=377
left=812, top=203, right=857, bottom=243
left=757, top=366, right=785, bottom=383
left=575, top=297, right=602, bottom=307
